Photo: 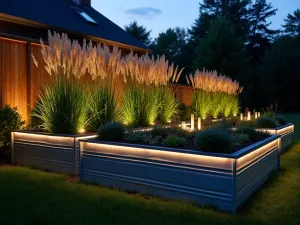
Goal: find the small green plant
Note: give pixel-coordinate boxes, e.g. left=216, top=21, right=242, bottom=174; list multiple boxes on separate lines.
left=261, top=103, right=278, bottom=118
left=194, top=129, right=233, bottom=153
left=230, top=133, right=249, bottom=147
left=97, top=122, right=125, bottom=141
left=274, top=116, right=288, bottom=126
left=162, top=135, right=185, bottom=148
left=234, top=126, right=270, bottom=141
left=234, top=127, right=257, bottom=140
left=0, top=105, right=25, bottom=160
left=256, top=117, right=278, bottom=129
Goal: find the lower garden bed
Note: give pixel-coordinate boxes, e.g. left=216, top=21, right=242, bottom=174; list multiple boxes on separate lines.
left=79, top=135, right=280, bottom=213
left=11, top=130, right=96, bottom=175
left=257, top=123, right=294, bottom=153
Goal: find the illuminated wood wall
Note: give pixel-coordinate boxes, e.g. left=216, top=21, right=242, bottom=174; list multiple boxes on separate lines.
left=0, top=38, right=28, bottom=120
left=0, top=37, right=193, bottom=121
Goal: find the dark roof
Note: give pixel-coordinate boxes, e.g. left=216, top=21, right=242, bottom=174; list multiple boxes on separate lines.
left=0, top=0, right=148, bottom=51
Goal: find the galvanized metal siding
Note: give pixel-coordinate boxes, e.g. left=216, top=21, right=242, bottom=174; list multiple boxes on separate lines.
left=80, top=138, right=280, bottom=213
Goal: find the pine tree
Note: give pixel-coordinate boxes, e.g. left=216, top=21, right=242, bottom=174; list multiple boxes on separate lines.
left=124, top=21, right=152, bottom=46
left=247, top=0, right=278, bottom=64
left=194, top=17, right=247, bottom=79
left=151, top=27, right=187, bottom=67
left=282, top=9, right=300, bottom=38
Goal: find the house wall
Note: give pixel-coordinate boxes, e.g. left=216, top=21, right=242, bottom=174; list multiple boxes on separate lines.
left=0, top=37, right=193, bottom=122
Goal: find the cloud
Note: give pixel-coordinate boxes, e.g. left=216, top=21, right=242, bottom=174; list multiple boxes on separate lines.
left=125, top=7, right=162, bottom=19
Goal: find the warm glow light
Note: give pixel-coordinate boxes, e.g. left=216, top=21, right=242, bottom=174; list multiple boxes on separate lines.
left=247, top=112, right=251, bottom=121
left=191, top=114, right=195, bottom=131
left=240, top=113, right=243, bottom=121
left=79, top=129, right=86, bottom=134
left=198, top=117, right=201, bottom=130
left=182, top=121, right=186, bottom=129
left=255, top=112, right=258, bottom=119
left=258, top=112, right=261, bottom=118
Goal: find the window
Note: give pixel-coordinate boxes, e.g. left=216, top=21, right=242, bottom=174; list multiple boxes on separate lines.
left=70, top=7, right=98, bottom=25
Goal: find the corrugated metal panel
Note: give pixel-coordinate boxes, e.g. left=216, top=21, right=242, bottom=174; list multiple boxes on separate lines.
left=12, top=131, right=96, bottom=175
left=80, top=136, right=280, bottom=213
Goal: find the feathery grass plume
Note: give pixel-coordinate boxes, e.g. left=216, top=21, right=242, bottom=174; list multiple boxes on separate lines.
left=32, top=76, right=90, bottom=134
left=121, top=52, right=183, bottom=86
left=37, top=31, right=88, bottom=79
left=188, top=69, right=242, bottom=118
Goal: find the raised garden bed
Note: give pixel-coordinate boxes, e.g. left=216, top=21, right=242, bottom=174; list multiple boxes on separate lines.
left=79, top=135, right=280, bottom=213
left=11, top=130, right=96, bottom=175
left=257, top=123, right=294, bottom=153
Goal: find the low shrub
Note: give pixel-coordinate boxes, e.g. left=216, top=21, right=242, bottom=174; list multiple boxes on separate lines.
left=97, top=122, right=125, bottom=141
left=256, top=117, right=278, bottom=129
left=230, top=133, right=249, bottom=147
left=234, top=126, right=270, bottom=141
left=194, top=129, right=233, bottom=153
left=274, top=116, right=288, bottom=126
left=234, top=127, right=257, bottom=140
left=0, top=105, right=25, bottom=160
left=162, top=135, right=185, bottom=148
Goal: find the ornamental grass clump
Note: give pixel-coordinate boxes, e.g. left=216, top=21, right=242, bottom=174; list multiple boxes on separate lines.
left=32, top=77, right=90, bottom=134
left=187, top=69, right=242, bottom=119
left=31, top=31, right=126, bottom=133
left=120, top=52, right=183, bottom=127
left=157, top=86, right=180, bottom=123
left=87, top=45, right=123, bottom=130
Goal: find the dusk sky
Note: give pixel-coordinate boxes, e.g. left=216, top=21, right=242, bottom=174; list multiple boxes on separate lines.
left=93, top=0, right=300, bottom=38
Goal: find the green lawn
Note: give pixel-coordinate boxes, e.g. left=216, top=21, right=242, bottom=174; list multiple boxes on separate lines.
left=0, top=114, right=300, bottom=225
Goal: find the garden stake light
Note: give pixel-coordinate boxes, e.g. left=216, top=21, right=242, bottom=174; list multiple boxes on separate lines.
left=198, top=117, right=201, bottom=130
left=191, top=114, right=195, bottom=131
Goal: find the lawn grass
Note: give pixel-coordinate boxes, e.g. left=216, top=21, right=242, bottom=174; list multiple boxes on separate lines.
left=0, top=114, right=299, bottom=225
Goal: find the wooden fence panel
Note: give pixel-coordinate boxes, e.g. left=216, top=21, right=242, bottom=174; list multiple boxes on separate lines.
left=0, top=38, right=27, bottom=120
